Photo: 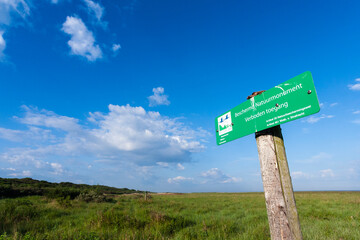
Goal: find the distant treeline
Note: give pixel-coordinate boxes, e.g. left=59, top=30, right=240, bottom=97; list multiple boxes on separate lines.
left=0, top=177, right=142, bottom=199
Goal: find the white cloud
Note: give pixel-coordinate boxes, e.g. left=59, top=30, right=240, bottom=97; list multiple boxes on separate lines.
left=61, top=16, right=102, bottom=61
left=148, top=87, right=170, bottom=107
left=112, top=43, right=121, bottom=52
left=297, top=152, right=333, bottom=164
left=91, top=104, right=204, bottom=155
left=156, top=162, right=169, bottom=167
left=352, top=119, right=360, bottom=124
left=177, top=163, right=185, bottom=170
left=0, top=31, right=5, bottom=59
left=167, top=176, right=193, bottom=184
left=303, top=114, right=334, bottom=124
left=0, top=126, right=55, bottom=142
left=136, top=165, right=153, bottom=177
left=302, top=128, right=310, bottom=134
left=0, top=0, right=30, bottom=25
left=1, top=167, right=16, bottom=171
left=329, top=102, right=338, bottom=107
left=0, top=0, right=30, bottom=61
left=312, top=152, right=332, bottom=160
left=353, top=110, right=360, bottom=114
left=0, top=104, right=207, bottom=173
left=18, top=105, right=80, bottom=131
left=320, top=169, right=334, bottom=178
left=9, top=170, right=31, bottom=177
left=22, top=170, right=31, bottom=176
left=1, top=147, right=46, bottom=168
left=348, top=78, right=360, bottom=91
left=50, top=162, right=63, bottom=175
left=83, top=0, right=106, bottom=26
left=84, top=0, right=104, bottom=21
left=291, top=171, right=310, bottom=179
left=201, top=168, right=241, bottom=184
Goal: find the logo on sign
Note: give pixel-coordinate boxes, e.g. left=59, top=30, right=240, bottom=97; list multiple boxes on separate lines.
left=218, top=112, right=233, bottom=136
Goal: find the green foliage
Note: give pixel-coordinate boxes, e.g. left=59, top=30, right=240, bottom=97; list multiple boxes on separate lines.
left=0, top=192, right=359, bottom=239
left=76, top=191, right=109, bottom=203
left=0, top=177, right=143, bottom=200
left=56, top=196, right=73, bottom=208
left=0, top=198, right=40, bottom=235
left=0, top=232, right=10, bottom=240
left=22, top=232, right=36, bottom=240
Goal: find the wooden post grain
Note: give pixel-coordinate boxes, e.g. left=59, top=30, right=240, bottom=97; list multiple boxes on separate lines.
left=256, top=126, right=302, bottom=240
left=246, top=91, right=302, bottom=240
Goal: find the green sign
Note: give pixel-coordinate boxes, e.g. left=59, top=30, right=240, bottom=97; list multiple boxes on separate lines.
left=215, top=71, right=320, bottom=145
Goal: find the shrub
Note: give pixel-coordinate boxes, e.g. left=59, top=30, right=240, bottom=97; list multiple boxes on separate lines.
left=44, top=187, right=81, bottom=200
left=56, top=196, right=72, bottom=208
left=76, top=191, right=108, bottom=203
left=0, top=232, right=10, bottom=240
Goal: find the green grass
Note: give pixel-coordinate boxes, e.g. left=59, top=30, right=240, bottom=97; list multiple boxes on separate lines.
left=0, top=192, right=359, bottom=239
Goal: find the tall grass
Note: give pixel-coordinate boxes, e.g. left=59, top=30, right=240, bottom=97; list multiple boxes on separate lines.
left=0, top=192, right=359, bottom=239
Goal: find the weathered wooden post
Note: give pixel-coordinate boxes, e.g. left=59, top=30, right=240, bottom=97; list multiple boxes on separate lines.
left=248, top=92, right=302, bottom=240
left=215, top=72, right=320, bottom=240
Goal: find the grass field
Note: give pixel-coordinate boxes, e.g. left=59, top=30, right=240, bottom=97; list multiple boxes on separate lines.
left=0, top=191, right=359, bottom=240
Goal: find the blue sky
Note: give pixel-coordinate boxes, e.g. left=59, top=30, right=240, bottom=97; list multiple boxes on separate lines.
left=0, top=0, right=359, bottom=192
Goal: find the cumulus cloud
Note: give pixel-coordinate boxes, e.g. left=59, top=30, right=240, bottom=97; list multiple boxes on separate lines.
left=61, top=16, right=102, bottom=61
left=320, top=169, right=334, bottom=178
left=148, top=87, right=170, bottom=107
left=201, top=168, right=241, bottom=184
left=167, top=176, right=193, bottom=184
left=90, top=104, right=201, bottom=152
left=348, top=78, right=360, bottom=91
left=0, top=104, right=207, bottom=176
left=303, top=114, right=334, bottom=124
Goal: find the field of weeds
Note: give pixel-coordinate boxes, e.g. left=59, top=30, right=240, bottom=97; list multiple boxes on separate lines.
left=0, top=191, right=359, bottom=240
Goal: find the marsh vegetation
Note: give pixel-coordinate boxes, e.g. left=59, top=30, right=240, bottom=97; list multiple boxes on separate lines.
left=0, top=178, right=359, bottom=239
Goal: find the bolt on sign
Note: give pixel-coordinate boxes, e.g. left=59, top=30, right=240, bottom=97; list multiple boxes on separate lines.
left=215, top=71, right=320, bottom=145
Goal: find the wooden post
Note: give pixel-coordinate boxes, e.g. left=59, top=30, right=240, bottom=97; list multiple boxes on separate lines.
left=246, top=91, right=302, bottom=239
left=255, top=126, right=302, bottom=240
